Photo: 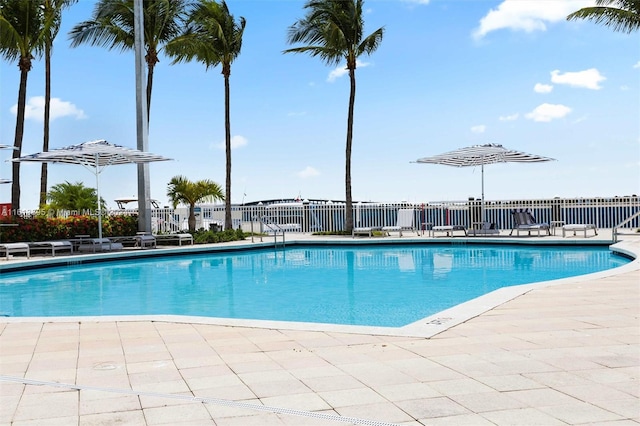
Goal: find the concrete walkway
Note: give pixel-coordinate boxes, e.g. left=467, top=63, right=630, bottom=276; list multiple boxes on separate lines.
left=0, top=233, right=638, bottom=425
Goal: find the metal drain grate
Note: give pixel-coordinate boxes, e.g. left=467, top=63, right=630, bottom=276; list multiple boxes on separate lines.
left=1, top=375, right=401, bottom=426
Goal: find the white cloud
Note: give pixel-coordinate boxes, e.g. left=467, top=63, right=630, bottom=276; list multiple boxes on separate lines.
left=327, top=60, right=369, bottom=82
left=525, top=103, right=572, bottom=122
left=214, top=135, right=248, bottom=150
left=550, top=68, right=606, bottom=90
left=297, top=166, right=320, bottom=178
left=471, top=125, right=486, bottom=134
left=633, top=61, right=640, bottom=69
left=473, top=0, right=594, bottom=39
left=10, top=96, right=86, bottom=121
left=534, top=83, right=553, bottom=93
left=499, top=113, right=519, bottom=121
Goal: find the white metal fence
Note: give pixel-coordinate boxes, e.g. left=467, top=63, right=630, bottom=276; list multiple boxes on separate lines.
left=14, top=196, right=640, bottom=234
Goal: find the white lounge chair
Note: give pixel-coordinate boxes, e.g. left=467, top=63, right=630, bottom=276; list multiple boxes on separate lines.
left=432, top=225, right=467, bottom=237
left=0, top=242, right=30, bottom=260
left=28, top=240, right=73, bottom=257
left=469, top=222, right=500, bottom=236
left=154, top=233, right=194, bottom=246
left=135, top=234, right=157, bottom=248
left=382, top=209, right=419, bottom=237
left=562, top=223, right=598, bottom=238
left=77, top=238, right=124, bottom=253
left=352, top=226, right=376, bottom=238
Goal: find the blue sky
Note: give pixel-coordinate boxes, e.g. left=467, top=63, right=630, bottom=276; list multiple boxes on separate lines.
left=1, top=0, right=638, bottom=210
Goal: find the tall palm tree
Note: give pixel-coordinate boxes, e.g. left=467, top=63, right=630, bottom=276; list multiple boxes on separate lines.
left=567, top=0, right=640, bottom=33
left=0, top=0, right=49, bottom=211
left=284, top=0, right=383, bottom=233
left=167, top=175, right=224, bottom=232
left=40, top=0, right=77, bottom=207
left=165, top=0, right=245, bottom=231
left=68, top=0, right=189, bottom=120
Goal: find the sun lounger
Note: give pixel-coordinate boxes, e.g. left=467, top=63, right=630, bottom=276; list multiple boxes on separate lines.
left=352, top=226, right=376, bottom=238
left=469, top=222, right=500, bottom=236
left=135, top=234, right=157, bottom=248
left=562, top=223, right=598, bottom=238
left=154, top=233, right=194, bottom=246
left=77, top=238, right=124, bottom=253
left=0, top=242, right=30, bottom=260
left=510, top=209, right=550, bottom=236
left=28, top=240, right=73, bottom=257
left=432, top=225, right=467, bottom=237
left=382, top=209, right=419, bottom=237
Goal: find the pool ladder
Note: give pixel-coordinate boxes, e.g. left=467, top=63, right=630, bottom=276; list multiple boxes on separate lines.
left=251, top=216, right=286, bottom=248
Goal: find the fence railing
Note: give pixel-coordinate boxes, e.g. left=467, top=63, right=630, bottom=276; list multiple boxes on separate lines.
left=11, top=196, right=640, bottom=234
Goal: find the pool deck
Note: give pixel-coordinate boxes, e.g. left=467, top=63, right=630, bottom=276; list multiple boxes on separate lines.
left=1, top=230, right=638, bottom=425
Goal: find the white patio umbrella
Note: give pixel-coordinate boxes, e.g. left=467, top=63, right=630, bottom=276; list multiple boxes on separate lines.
left=414, top=143, right=555, bottom=221
left=13, top=139, right=172, bottom=239
left=0, top=144, right=17, bottom=185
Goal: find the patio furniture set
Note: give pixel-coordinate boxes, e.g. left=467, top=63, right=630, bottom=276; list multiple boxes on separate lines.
left=0, top=232, right=194, bottom=260
left=352, top=208, right=598, bottom=239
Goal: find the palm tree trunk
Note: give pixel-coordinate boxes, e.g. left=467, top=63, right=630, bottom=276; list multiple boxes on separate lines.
left=188, top=203, right=196, bottom=231
left=146, top=61, right=154, bottom=122
left=344, top=68, right=357, bottom=233
left=40, top=44, right=52, bottom=207
left=224, top=67, right=232, bottom=230
left=11, top=66, right=30, bottom=211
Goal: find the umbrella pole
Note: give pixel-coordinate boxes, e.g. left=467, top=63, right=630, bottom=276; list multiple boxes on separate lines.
left=95, top=156, right=102, bottom=240
left=481, top=164, right=485, bottom=223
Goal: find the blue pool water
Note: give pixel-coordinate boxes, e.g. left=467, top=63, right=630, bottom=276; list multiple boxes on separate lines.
left=0, top=245, right=629, bottom=327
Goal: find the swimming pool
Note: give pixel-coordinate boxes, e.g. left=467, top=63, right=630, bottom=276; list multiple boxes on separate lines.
left=0, top=244, right=629, bottom=326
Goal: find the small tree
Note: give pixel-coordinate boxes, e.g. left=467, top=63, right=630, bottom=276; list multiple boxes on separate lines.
left=47, top=181, right=104, bottom=212
left=166, top=175, right=224, bottom=232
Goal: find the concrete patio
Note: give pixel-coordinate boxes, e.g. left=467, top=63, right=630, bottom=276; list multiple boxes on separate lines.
left=0, top=232, right=638, bottom=425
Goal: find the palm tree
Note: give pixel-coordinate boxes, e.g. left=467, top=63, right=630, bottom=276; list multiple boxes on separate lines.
left=167, top=175, right=224, bottom=232
left=567, top=0, right=640, bottom=33
left=47, top=180, right=103, bottom=211
left=68, top=0, right=189, bottom=120
left=165, top=0, right=245, bottom=231
left=284, top=0, right=384, bottom=233
left=0, top=0, right=49, bottom=211
left=40, top=0, right=77, bottom=207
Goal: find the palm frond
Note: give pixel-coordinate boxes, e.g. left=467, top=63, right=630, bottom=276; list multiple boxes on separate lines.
left=284, top=0, right=384, bottom=66
left=567, top=0, right=640, bottom=33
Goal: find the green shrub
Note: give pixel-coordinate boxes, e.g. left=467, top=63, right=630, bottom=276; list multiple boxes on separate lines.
left=0, top=215, right=244, bottom=244
left=192, top=228, right=246, bottom=244
left=0, top=215, right=137, bottom=242
left=312, top=230, right=351, bottom=236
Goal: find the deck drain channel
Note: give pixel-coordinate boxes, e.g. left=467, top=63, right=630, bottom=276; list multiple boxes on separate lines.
left=1, top=375, right=400, bottom=426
